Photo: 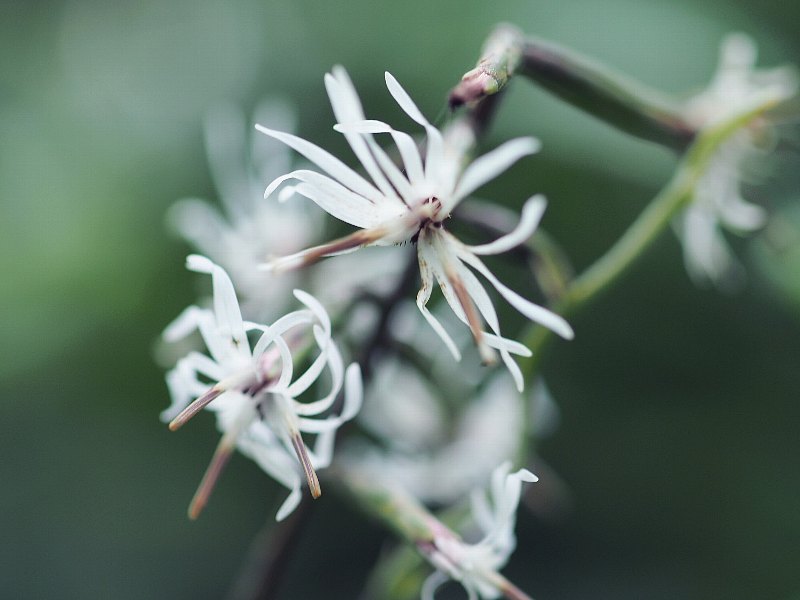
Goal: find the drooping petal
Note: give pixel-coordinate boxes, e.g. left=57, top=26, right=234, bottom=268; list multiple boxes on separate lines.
left=455, top=247, right=574, bottom=340
left=384, top=71, right=431, bottom=127
left=336, top=120, right=427, bottom=190
left=416, top=238, right=462, bottom=361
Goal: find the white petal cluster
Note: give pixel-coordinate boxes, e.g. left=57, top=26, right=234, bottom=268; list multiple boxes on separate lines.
left=257, top=67, right=573, bottom=389
left=422, top=463, right=538, bottom=600
left=163, top=255, right=362, bottom=520
left=677, top=33, right=798, bottom=286
left=347, top=354, right=526, bottom=505
left=168, top=101, right=321, bottom=320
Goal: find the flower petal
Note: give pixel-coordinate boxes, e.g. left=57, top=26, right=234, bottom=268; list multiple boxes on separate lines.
left=451, top=137, right=541, bottom=208
left=255, top=124, right=382, bottom=203
left=416, top=240, right=462, bottom=361
left=467, top=195, right=547, bottom=255
left=326, top=68, right=405, bottom=207
left=456, top=248, right=574, bottom=340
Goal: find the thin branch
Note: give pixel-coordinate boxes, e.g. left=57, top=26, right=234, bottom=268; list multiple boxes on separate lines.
left=225, top=496, right=314, bottom=600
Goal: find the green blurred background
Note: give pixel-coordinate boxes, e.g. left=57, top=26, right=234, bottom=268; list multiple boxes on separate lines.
left=2, top=0, right=799, bottom=598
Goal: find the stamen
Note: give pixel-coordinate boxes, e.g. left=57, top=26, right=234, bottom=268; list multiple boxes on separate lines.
left=290, top=432, right=322, bottom=499
left=169, top=386, right=224, bottom=431
left=448, top=269, right=497, bottom=366
left=186, top=406, right=254, bottom=519
left=265, top=227, right=388, bottom=273
left=187, top=432, right=236, bottom=520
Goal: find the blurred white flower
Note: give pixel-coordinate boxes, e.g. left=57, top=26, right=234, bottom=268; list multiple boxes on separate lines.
left=257, top=67, right=573, bottom=389
left=168, top=101, right=320, bottom=319
left=162, top=255, right=362, bottom=521
left=422, top=462, right=538, bottom=600
left=347, top=366, right=526, bottom=506
left=677, top=33, right=798, bottom=286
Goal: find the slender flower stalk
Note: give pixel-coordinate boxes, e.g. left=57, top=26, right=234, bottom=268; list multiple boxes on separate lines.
left=256, top=67, right=573, bottom=390
left=163, top=255, right=362, bottom=520
left=518, top=80, right=793, bottom=385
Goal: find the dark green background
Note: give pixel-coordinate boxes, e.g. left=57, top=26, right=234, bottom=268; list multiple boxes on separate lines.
left=2, top=0, right=799, bottom=598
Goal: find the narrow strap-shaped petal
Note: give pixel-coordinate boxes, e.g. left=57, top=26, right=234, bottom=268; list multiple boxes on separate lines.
left=290, top=326, right=344, bottom=415
left=450, top=137, right=541, bottom=210
left=252, top=324, right=296, bottom=390
left=163, top=305, right=209, bottom=342
left=255, top=124, right=383, bottom=203
left=335, top=120, right=427, bottom=189
left=293, top=181, right=385, bottom=229
left=168, top=199, right=229, bottom=260
left=466, top=195, right=547, bottom=255
left=264, top=169, right=384, bottom=227
left=275, top=485, right=303, bottom=522
left=420, top=571, right=450, bottom=600
left=203, top=103, right=251, bottom=219
left=293, top=290, right=331, bottom=336
left=383, top=72, right=445, bottom=190
left=455, top=247, right=574, bottom=340
left=325, top=69, right=405, bottom=207
left=363, top=135, right=417, bottom=203
left=259, top=225, right=393, bottom=273
left=385, top=71, right=430, bottom=127
left=186, top=255, right=248, bottom=352
left=297, top=362, right=363, bottom=432
left=309, top=429, right=336, bottom=469
left=416, top=239, right=462, bottom=361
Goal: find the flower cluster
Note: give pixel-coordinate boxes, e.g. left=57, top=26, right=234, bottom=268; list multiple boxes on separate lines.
left=156, top=27, right=800, bottom=600
left=163, top=255, right=361, bottom=520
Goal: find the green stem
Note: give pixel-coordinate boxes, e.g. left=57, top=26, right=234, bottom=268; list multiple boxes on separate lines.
left=519, top=97, right=782, bottom=380
left=519, top=35, right=695, bottom=151
left=450, top=24, right=696, bottom=151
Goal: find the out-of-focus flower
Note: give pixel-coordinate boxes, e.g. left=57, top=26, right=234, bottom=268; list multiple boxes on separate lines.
left=347, top=363, right=526, bottom=506
left=676, top=33, right=798, bottom=286
left=256, top=67, right=572, bottom=389
left=422, top=462, right=538, bottom=600
left=168, top=101, right=320, bottom=319
left=162, top=255, right=361, bottom=521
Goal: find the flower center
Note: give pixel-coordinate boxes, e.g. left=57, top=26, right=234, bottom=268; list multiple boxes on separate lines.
left=410, top=197, right=446, bottom=243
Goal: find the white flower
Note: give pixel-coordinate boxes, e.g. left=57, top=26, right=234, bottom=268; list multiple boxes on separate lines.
left=168, top=101, right=321, bottom=319
left=162, top=255, right=362, bottom=521
left=422, top=462, right=538, bottom=600
left=256, top=67, right=573, bottom=390
left=347, top=360, right=526, bottom=505
left=677, top=33, right=798, bottom=286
